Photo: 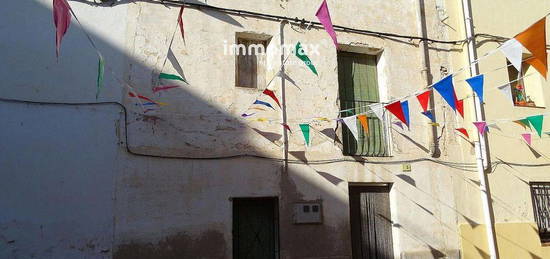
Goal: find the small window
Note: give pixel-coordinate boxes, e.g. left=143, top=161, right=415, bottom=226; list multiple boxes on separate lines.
left=507, top=56, right=545, bottom=107
left=235, top=33, right=269, bottom=88
left=337, top=51, right=388, bottom=157
left=530, top=182, right=550, bottom=243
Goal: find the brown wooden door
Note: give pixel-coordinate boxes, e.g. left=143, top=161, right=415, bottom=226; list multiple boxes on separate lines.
left=349, top=185, right=394, bottom=259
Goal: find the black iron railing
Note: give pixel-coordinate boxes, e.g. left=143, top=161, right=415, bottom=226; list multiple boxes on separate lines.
left=340, top=100, right=389, bottom=157
left=531, top=182, right=550, bottom=243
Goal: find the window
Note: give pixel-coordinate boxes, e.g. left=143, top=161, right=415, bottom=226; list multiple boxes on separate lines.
left=235, top=33, right=269, bottom=88
left=337, top=51, right=388, bottom=156
left=530, top=182, right=550, bottom=243
left=507, top=56, right=545, bottom=107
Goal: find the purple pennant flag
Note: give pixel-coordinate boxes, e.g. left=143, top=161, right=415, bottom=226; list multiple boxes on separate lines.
left=315, top=0, right=338, bottom=47
left=473, top=121, right=487, bottom=135
left=393, top=121, right=404, bottom=130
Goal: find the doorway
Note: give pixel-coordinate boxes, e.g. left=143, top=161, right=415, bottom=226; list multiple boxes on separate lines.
left=233, top=197, right=279, bottom=259
left=349, top=184, right=394, bottom=259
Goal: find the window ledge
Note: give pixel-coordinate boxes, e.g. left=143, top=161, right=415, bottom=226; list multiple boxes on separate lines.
left=513, top=104, right=546, bottom=109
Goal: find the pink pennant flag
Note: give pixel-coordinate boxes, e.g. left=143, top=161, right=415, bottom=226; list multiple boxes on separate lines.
left=315, top=0, right=338, bottom=47
left=473, top=121, right=487, bottom=135
left=522, top=133, right=532, bottom=146
left=153, top=85, right=179, bottom=93
left=53, top=0, right=72, bottom=58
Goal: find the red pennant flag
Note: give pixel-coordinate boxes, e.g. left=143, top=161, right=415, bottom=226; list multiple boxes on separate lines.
left=53, top=0, right=71, bottom=58
left=385, top=101, right=407, bottom=125
left=456, top=99, right=464, bottom=118
left=281, top=123, right=292, bottom=133
left=153, top=85, right=178, bottom=93
left=177, top=6, right=185, bottom=41
left=262, top=89, right=281, bottom=108
left=128, top=92, right=156, bottom=104
left=416, top=90, right=431, bottom=112
left=515, top=18, right=547, bottom=78
left=456, top=128, right=469, bottom=138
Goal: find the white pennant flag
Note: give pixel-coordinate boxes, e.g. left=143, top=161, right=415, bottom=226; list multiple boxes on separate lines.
left=369, top=103, right=385, bottom=121
left=499, top=38, right=523, bottom=72
left=487, top=123, right=502, bottom=131
left=497, top=84, right=514, bottom=104
left=342, top=116, right=359, bottom=140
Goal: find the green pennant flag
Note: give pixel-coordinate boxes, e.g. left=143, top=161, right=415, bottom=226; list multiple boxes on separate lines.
left=514, top=119, right=532, bottom=130
left=299, top=123, right=310, bottom=146
left=527, top=115, right=544, bottom=137
left=159, top=72, right=187, bottom=83
left=96, top=55, right=105, bottom=100
left=295, top=42, right=318, bottom=76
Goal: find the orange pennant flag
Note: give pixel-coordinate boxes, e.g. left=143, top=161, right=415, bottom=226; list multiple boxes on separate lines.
left=357, top=115, right=369, bottom=135
left=515, top=18, right=547, bottom=78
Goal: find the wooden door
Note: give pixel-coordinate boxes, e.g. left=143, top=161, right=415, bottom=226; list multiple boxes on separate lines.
left=233, top=197, right=279, bottom=259
left=349, top=185, right=394, bottom=259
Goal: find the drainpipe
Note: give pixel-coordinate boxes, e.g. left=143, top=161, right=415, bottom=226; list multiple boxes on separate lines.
left=416, top=0, right=441, bottom=158
left=280, top=19, right=289, bottom=173
left=461, top=0, right=499, bottom=258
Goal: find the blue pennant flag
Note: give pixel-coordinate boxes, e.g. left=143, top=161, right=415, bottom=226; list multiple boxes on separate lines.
left=432, top=75, right=457, bottom=111
left=465, top=74, right=484, bottom=103
left=421, top=110, right=435, bottom=122
left=401, top=100, right=409, bottom=126
left=253, top=100, right=275, bottom=110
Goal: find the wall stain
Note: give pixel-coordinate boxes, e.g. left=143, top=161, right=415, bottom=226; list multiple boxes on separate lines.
left=114, top=230, right=226, bottom=259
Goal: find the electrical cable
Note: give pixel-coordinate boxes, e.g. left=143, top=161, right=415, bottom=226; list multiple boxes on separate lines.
left=1, top=97, right=481, bottom=168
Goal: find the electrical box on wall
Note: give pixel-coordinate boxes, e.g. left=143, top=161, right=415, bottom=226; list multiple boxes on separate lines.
left=293, top=202, right=322, bottom=224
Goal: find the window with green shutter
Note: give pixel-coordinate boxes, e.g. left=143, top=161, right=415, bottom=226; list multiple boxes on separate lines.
left=337, top=51, right=388, bottom=156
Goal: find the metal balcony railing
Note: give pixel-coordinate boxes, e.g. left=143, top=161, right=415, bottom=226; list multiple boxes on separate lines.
left=531, top=182, right=550, bottom=243
left=340, top=100, right=390, bottom=157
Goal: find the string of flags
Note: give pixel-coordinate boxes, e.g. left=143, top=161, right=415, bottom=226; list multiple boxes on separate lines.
left=52, top=0, right=550, bottom=151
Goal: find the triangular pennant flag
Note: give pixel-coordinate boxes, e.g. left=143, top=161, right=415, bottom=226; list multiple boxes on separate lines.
left=315, top=0, right=338, bottom=47
left=465, top=74, right=484, bottom=103
left=526, top=115, right=544, bottom=137
left=432, top=75, right=457, bottom=111
left=295, top=42, right=318, bottom=75
left=522, top=133, right=532, bottom=146
left=416, top=90, right=431, bottom=112
left=299, top=124, right=311, bottom=146
left=515, top=18, right=547, bottom=78
left=369, top=103, right=385, bottom=121
left=456, top=98, right=464, bottom=118
left=262, top=89, right=281, bottom=108
left=159, top=72, right=186, bottom=82
left=53, top=0, right=71, bottom=58
left=385, top=101, right=407, bottom=125
left=499, top=39, right=523, bottom=72
left=456, top=128, right=469, bottom=138
left=393, top=121, right=404, bottom=130
left=487, top=124, right=502, bottom=131
left=421, top=111, right=435, bottom=122
left=253, top=100, right=275, bottom=110
left=357, top=115, right=369, bottom=135
left=153, top=85, right=179, bottom=93
left=473, top=121, right=488, bottom=135
left=342, top=116, right=359, bottom=140
left=281, top=123, right=292, bottom=133
left=96, top=54, right=105, bottom=99
left=177, top=6, right=185, bottom=42
left=167, top=48, right=188, bottom=84
left=128, top=92, right=157, bottom=104
left=241, top=113, right=256, bottom=117
left=514, top=119, right=532, bottom=130
left=497, top=84, right=514, bottom=104
left=250, top=107, right=267, bottom=111
left=401, top=100, right=410, bottom=126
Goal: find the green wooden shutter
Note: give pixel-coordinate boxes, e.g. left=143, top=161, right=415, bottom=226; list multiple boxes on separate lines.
left=337, top=52, right=387, bottom=156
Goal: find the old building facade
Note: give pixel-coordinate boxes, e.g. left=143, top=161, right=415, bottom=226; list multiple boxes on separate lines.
left=1, top=0, right=549, bottom=258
